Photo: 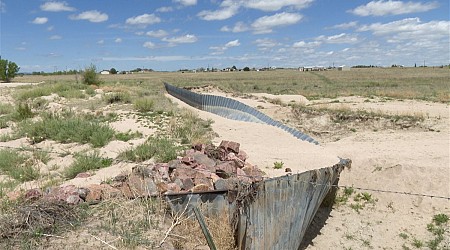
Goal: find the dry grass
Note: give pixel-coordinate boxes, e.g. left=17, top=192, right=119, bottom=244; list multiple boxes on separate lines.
left=13, top=68, right=450, bottom=102
left=173, top=211, right=236, bottom=250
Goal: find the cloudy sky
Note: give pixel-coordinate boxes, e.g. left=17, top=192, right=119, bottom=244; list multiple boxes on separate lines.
left=0, top=0, right=449, bottom=72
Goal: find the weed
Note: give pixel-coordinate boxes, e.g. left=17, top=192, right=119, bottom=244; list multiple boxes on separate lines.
left=412, top=238, right=423, bottom=248
left=115, top=130, right=143, bottom=141
left=432, top=213, right=449, bottom=225
left=168, top=110, right=215, bottom=145
left=64, top=151, right=113, bottom=179
left=12, top=103, right=34, bottom=121
left=119, top=136, right=179, bottom=162
left=273, top=161, right=284, bottom=169
left=16, top=112, right=115, bottom=147
left=350, top=203, right=364, bottom=213
left=103, top=91, right=131, bottom=104
left=399, top=232, right=409, bottom=239
left=134, top=98, right=155, bottom=112
left=0, top=149, right=40, bottom=182
left=32, top=149, right=51, bottom=164
left=0, top=103, right=14, bottom=115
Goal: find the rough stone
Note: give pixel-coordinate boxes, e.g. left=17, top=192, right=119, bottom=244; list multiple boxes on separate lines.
left=171, top=167, right=198, bottom=181
left=78, top=188, right=89, bottom=200
left=181, top=156, right=195, bottom=165
left=181, top=178, right=195, bottom=191
left=192, top=152, right=216, bottom=169
left=100, top=184, right=122, bottom=199
left=119, top=184, right=134, bottom=199
left=146, top=179, right=159, bottom=196
left=174, top=178, right=184, bottom=190
left=25, top=188, right=42, bottom=201
left=85, top=184, right=103, bottom=203
left=214, top=179, right=230, bottom=190
left=127, top=175, right=148, bottom=197
left=66, top=195, right=82, bottom=205
left=242, top=164, right=264, bottom=182
left=191, top=184, right=212, bottom=192
left=226, top=152, right=245, bottom=168
left=237, top=168, right=252, bottom=183
left=216, top=161, right=236, bottom=178
left=132, top=165, right=152, bottom=178
left=113, top=174, right=128, bottom=182
left=285, top=168, right=292, bottom=173
left=237, top=150, right=248, bottom=162
left=75, top=172, right=91, bottom=178
left=156, top=182, right=168, bottom=194
left=219, top=140, right=240, bottom=153
left=166, top=183, right=182, bottom=194
left=192, top=144, right=206, bottom=153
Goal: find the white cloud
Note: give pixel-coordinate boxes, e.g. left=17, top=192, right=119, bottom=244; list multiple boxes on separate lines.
left=49, top=35, right=62, bottom=40
left=115, top=38, right=122, bottom=43
left=32, top=17, right=48, bottom=24
left=244, top=0, right=313, bottom=11
left=173, top=0, right=197, bottom=6
left=198, top=5, right=239, bottom=20
left=126, top=14, right=161, bottom=27
left=97, top=40, right=105, bottom=44
left=146, top=29, right=169, bottom=38
left=330, top=21, right=358, bottom=29
left=316, top=33, right=359, bottom=44
left=70, top=11, right=108, bottom=23
left=156, top=6, right=173, bottom=12
left=209, top=39, right=240, bottom=55
left=47, top=25, right=54, bottom=31
left=292, top=40, right=321, bottom=48
left=143, top=41, right=156, bottom=49
left=40, top=1, right=75, bottom=12
left=358, top=18, right=450, bottom=40
left=350, top=0, right=439, bottom=16
left=221, top=22, right=249, bottom=32
left=254, top=38, right=279, bottom=48
left=0, top=0, right=5, bottom=13
left=163, top=34, right=198, bottom=44
left=251, top=12, right=303, bottom=34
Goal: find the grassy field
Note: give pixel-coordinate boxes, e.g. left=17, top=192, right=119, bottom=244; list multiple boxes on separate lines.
left=13, top=67, right=450, bottom=102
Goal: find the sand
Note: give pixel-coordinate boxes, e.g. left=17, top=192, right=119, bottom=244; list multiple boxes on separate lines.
left=1, top=82, right=449, bottom=249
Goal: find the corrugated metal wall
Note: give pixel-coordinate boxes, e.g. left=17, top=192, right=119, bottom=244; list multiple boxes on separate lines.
left=164, top=83, right=319, bottom=145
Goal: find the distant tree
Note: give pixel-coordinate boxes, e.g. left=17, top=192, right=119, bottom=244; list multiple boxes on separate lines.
left=82, top=64, right=101, bottom=85
left=231, top=65, right=237, bottom=71
left=243, top=66, right=250, bottom=71
left=0, top=59, right=20, bottom=82
left=109, top=68, right=118, bottom=74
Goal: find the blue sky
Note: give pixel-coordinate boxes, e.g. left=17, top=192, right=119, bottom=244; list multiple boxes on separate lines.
left=0, top=0, right=449, bottom=72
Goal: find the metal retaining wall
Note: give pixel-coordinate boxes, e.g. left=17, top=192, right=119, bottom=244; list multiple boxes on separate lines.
left=164, top=83, right=319, bottom=145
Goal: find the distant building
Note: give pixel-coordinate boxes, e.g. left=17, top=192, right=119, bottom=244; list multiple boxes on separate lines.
left=100, top=70, right=110, bottom=75
left=338, top=65, right=350, bottom=71
left=298, top=66, right=325, bottom=71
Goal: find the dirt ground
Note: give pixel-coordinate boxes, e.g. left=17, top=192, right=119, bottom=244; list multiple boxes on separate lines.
left=1, top=82, right=449, bottom=249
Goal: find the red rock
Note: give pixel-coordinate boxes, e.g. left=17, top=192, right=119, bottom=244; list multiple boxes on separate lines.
left=226, top=152, right=245, bottom=168
left=85, top=184, right=103, bottom=203
left=237, top=150, right=248, bottom=162
left=75, top=172, right=91, bottom=178
left=192, top=152, right=216, bottom=169
left=66, top=195, right=82, bottom=205
left=181, top=156, right=195, bottom=165
left=119, top=184, right=134, bottom=199
left=237, top=168, right=252, bottom=183
left=194, top=177, right=213, bottom=188
left=181, top=178, right=195, bottom=191
left=166, top=183, right=181, bottom=193
left=216, top=161, right=236, bottom=178
left=25, top=188, right=42, bottom=201
left=128, top=175, right=147, bottom=197
left=100, top=184, right=122, bottom=199
left=171, top=167, right=198, bottom=181
left=191, top=184, right=212, bottom=192
left=242, top=164, right=264, bottom=182
left=219, top=140, right=240, bottom=153
left=6, top=191, right=22, bottom=201
left=156, top=182, right=168, bottom=194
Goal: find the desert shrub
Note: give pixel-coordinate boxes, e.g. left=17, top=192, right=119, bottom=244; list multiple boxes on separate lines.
left=115, top=130, right=143, bottom=141
left=119, top=137, right=179, bottom=162
left=0, top=149, right=39, bottom=182
left=134, top=98, right=155, bottom=112
left=11, top=103, right=34, bottom=121
left=64, top=152, right=113, bottom=179
left=82, top=64, right=101, bottom=85
left=17, top=112, right=115, bottom=147
left=0, top=103, right=14, bottom=115
left=168, top=110, right=215, bottom=145
left=102, top=92, right=132, bottom=104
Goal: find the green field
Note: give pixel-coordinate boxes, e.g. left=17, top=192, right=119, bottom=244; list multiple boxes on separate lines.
left=12, top=67, right=450, bottom=102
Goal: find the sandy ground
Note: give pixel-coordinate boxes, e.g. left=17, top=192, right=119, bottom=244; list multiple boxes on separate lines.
left=1, top=82, right=449, bottom=249
left=180, top=90, right=450, bottom=249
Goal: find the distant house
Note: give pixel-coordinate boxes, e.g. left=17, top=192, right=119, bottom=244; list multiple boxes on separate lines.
left=100, top=70, right=110, bottom=75
left=299, top=66, right=325, bottom=72
left=338, top=65, right=350, bottom=71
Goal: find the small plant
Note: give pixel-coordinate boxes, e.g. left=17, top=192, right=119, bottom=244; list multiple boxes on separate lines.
left=119, top=137, right=179, bottom=163
left=103, top=92, right=131, bottom=104
left=12, top=103, right=34, bottom=121
left=399, top=232, right=409, bottom=239
left=273, top=161, right=284, bottom=169
left=134, top=98, right=155, bottom=112
left=115, top=130, right=143, bottom=142
left=432, top=213, right=449, bottom=225
left=412, top=238, right=423, bottom=248
left=64, top=152, right=113, bottom=179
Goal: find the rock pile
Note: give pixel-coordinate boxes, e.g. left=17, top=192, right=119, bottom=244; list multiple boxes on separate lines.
left=6, top=140, right=265, bottom=205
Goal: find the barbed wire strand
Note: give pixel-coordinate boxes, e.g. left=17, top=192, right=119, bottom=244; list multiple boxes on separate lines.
left=0, top=144, right=449, bottom=200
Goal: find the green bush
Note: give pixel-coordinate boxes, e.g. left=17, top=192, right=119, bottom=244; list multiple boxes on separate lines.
left=103, top=92, right=131, bottom=104
left=64, top=152, right=113, bottom=179
left=17, top=112, right=115, bottom=147
left=133, top=98, right=155, bottom=112
left=82, top=64, right=101, bottom=85
left=12, top=103, right=34, bottom=121
left=115, top=130, right=143, bottom=142
left=119, top=137, right=179, bottom=162
left=0, top=149, right=39, bottom=182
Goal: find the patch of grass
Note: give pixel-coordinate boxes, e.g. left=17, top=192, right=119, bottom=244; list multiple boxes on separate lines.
left=15, top=82, right=89, bottom=101
left=168, top=110, right=215, bottom=145
left=115, top=130, right=143, bottom=141
left=64, top=151, right=113, bottom=179
left=273, top=161, right=284, bottom=169
left=412, top=238, right=424, bottom=248
left=16, top=111, right=115, bottom=147
left=134, top=97, right=155, bottom=112
left=0, top=179, right=19, bottom=198
left=11, top=103, right=34, bottom=121
left=0, top=149, right=40, bottom=182
left=119, top=136, right=179, bottom=163
left=102, top=91, right=131, bottom=104
left=0, top=103, right=14, bottom=115
left=32, top=149, right=51, bottom=164
left=399, top=232, right=409, bottom=239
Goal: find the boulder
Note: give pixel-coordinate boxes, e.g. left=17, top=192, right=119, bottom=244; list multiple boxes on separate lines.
left=237, top=150, right=248, bottom=162
left=219, top=140, right=240, bottom=154
left=192, top=152, right=216, bottom=169
left=242, top=164, right=264, bottom=182
left=181, top=178, right=195, bottom=191
left=85, top=184, right=103, bottom=203
left=75, top=172, right=91, bottom=178
left=191, top=184, right=212, bottom=192
left=216, top=161, right=236, bottom=179
left=24, top=188, right=42, bottom=201
left=100, top=184, right=122, bottom=199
